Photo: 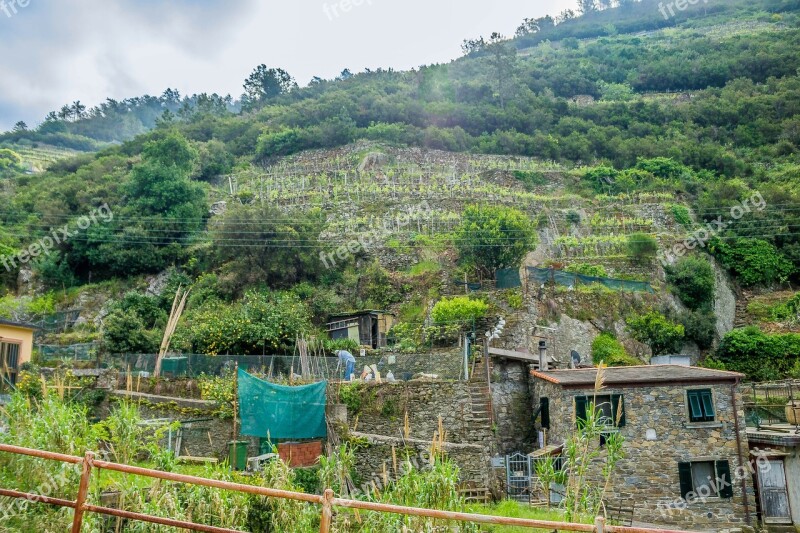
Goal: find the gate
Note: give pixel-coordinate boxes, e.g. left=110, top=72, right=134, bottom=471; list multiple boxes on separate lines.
left=506, top=452, right=533, bottom=502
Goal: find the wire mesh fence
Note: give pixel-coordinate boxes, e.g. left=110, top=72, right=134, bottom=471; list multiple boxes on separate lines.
left=103, top=350, right=465, bottom=382
left=496, top=267, right=654, bottom=293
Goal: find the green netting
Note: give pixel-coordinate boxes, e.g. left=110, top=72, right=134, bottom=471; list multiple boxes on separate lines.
left=496, top=268, right=522, bottom=289
left=500, top=266, right=654, bottom=292
left=525, top=267, right=654, bottom=293
left=237, top=368, right=327, bottom=440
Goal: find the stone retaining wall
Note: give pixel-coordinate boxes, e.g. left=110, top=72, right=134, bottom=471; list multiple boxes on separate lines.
left=350, top=432, right=491, bottom=492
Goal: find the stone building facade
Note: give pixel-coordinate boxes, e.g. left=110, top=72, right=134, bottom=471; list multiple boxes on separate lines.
left=530, top=365, right=756, bottom=530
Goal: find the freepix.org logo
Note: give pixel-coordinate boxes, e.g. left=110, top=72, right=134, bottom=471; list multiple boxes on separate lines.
left=1, top=204, right=114, bottom=272
left=1, top=0, right=31, bottom=19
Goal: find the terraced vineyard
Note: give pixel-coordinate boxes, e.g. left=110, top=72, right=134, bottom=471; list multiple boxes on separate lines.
left=5, top=144, right=82, bottom=172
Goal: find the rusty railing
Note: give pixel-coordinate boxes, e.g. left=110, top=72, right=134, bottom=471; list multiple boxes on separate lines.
left=0, top=443, right=698, bottom=533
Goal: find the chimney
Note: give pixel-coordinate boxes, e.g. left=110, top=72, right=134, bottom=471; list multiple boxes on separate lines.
left=538, top=340, right=548, bottom=371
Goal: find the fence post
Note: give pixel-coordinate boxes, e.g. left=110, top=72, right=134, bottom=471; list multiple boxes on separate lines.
left=319, top=488, right=334, bottom=533
left=71, top=451, right=94, bottom=533
left=595, top=515, right=605, bottom=533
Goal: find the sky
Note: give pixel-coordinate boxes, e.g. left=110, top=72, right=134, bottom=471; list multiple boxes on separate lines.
left=0, top=0, right=574, bottom=131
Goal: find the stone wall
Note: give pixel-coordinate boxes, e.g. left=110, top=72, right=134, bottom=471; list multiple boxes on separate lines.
left=345, top=381, right=493, bottom=447
left=350, top=432, right=491, bottom=492
left=532, top=378, right=756, bottom=529
left=109, top=390, right=260, bottom=460
left=491, top=360, right=535, bottom=455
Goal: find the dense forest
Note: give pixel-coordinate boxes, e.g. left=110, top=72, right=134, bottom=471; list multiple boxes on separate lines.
left=2, top=0, right=800, bottom=378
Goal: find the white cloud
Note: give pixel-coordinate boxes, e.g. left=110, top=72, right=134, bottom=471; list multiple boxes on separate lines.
left=0, top=0, right=573, bottom=131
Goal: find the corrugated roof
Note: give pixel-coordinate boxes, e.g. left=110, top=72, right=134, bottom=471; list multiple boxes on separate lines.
left=531, top=365, right=743, bottom=387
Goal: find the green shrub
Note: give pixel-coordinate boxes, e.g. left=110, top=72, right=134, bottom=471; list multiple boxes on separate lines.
left=671, top=205, right=692, bottom=227
left=565, top=263, right=607, bottom=278
left=678, top=309, right=716, bottom=350
left=454, top=205, right=537, bottom=274
left=716, top=327, right=800, bottom=381
left=666, top=256, right=715, bottom=311
left=627, top=311, right=685, bottom=356
left=710, top=237, right=795, bottom=287
left=626, top=233, right=658, bottom=263
left=591, top=333, right=640, bottom=366
left=431, top=296, right=489, bottom=325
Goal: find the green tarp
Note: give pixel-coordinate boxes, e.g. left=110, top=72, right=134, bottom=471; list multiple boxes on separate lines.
left=237, top=369, right=327, bottom=440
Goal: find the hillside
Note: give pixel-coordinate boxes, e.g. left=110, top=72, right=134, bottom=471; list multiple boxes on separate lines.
left=1, top=0, right=800, bottom=380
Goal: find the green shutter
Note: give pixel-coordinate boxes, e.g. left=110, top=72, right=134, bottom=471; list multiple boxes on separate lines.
left=575, top=396, right=588, bottom=428
left=701, top=391, right=715, bottom=420
left=611, top=394, right=626, bottom=427
left=678, top=462, right=694, bottom=499
left=688, top=391, right=703, bottom=421
left=716, top=460, right=734, bottom=499
left=540, top=397, right=550, bottom=429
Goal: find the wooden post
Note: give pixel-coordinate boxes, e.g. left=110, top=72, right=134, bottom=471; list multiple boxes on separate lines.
left=595, top=515, right=605, bottom=533
left=232, top=362, right=239, bottom=442
left=319, top=488, right=334, bottom=533
left=484, top=338, right=494, bottom=424
left=71, top=451, right=93, bottom=533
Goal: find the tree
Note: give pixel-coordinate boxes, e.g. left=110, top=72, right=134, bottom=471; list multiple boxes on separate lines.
left=336, top=69, right=353, bottom=81
left=454, top=205, right=537, bottom=275
left=666, top=256, right=716, bottom=310
left=242, top=65, right=296, bottom=110
left=627, top=311, right=685, bottom=356
left=577, top=0, right=598, bottom=14
left=486, top=33, right=517, bottom=109
left=461, top=36, right=487, bottom=55
left=12, top=121, right=27, bottom=132
left=71, top=100, right=87, bottom=120
left=211, top=204, right=325, bottom=294
left=627, top=233, right=658, bottom=263
left=515, top=18, right=541, bottom=37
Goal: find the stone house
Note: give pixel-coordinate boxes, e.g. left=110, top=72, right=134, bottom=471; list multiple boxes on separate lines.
left=530, top=365, right=756, bottom=530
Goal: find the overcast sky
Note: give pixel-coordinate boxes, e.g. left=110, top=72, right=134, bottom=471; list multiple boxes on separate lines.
left=0, top=0, right=573, bottom=131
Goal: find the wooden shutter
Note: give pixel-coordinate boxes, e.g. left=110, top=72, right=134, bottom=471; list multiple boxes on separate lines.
left=540, top=397, right=550, bottom=429
left=716, top=460, right=734, bottom=498
left=678, top=462, right=694, bottom=499
left=701, top=391, right=715, bottom=420
left=611, top=394, right=626, bottom=427
left=575, top=396, right=588, bottom=428
left=688, top=391, right=704, bottom=421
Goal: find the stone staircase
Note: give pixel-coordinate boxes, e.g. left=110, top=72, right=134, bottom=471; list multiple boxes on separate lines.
left=468, top=382, right=492, bottom=426
left=734, top=296, right=749, bottom=328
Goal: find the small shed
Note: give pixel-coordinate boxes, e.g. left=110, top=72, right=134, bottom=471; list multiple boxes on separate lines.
left=326, top=310, right=395, bottom=349
left=0, top=319, right=37, bottom=391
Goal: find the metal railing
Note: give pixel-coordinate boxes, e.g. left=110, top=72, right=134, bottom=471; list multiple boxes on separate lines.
left=0, top=443, right=699, bottom=533
left=743, top=380, right=800, bottom=430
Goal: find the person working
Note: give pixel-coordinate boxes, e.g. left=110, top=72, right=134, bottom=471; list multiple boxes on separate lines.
left=336, top=349, right=356, bottom=381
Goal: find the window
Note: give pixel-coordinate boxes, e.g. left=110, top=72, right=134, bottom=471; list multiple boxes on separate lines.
left=687, top=389, right=715, bottom=422
left=0, top=342, right=20, bottom=390
left=539, top=397, right=550, bottom=429
left=678, top=460, right=733, bottom=499
left=575, top=394, right=625, bottom=428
